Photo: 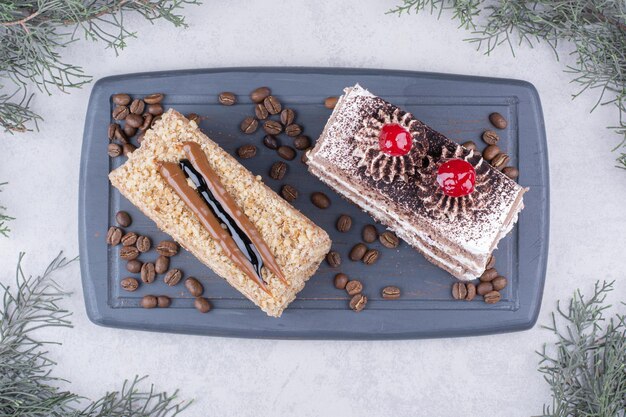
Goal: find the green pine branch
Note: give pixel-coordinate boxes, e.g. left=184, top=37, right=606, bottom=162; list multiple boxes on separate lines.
left=389, top=0, right=626, bottom=169
left=0, top=182, right=14, bottom=238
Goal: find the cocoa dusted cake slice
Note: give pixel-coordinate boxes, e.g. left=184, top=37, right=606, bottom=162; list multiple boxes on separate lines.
left=306, top=85, right=527, bottom=280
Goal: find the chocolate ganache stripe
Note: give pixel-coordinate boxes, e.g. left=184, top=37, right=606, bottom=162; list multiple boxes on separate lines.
left=157, top=162, right=271, bottom=294
left=182, top=141, right=287, bottom=284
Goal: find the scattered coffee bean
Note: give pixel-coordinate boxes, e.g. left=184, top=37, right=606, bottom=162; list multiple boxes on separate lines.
left=129, top=99, right=145, bottom=115
left=502, top=166, right=519, bottom=179
left=108, top=143, right=122, bottom=158
left=484, top=290, right=502, bottom=304
left=125, top=113, right=143, bottom=128
left=112, top=105, right=129, bottom=120
left=269, top=161, right=287, bottom=180
left=120, top=246, right=139, bottom=261
left=126, top=259, right=142, bottom=273
left=301, top=148, right=311, bottom=164
left=194, top=297, right=212, bottom=313
left=141, top=295, right=158, bottom=309
left=120, top=277, right=139, bottom=292
left=379, top=231, right=399, bottom=249
left=480, top=268, right=498, bottom=282
left=362, top=249, right=379, bottom=265
left=349, top=294, right=367, bottom=312
left=492, top=276, right=508, bottom=291
left=382, top=286, right=401, bottom=299
left=146, top=103, right=163, bottom=116
left=112, top=93, right=131, bottom=106
left=263, top=96, right=282, bottom=114
left=122, top=143, right=136, bottom=156
left=336, top=214, right=352, bottom=232
left=486, top=254, right=496, bottom=270
left=285, top=124, right=302, bottom=137
left=280, top=184, right=298, bottom=202
left=482, top=130, right=500, bottom=145
left=491, top=153, right=510, bottom=170
left=293, top=135, right=310, bottom=150
left=155, top=255, right=169, bottom=274
left=143, top=93, right=164, bottom=104
left=346, top=280, right=363, bottom=296
left=264, top=120, right=282, bottom=135
left=121, top=232, right=138, bottom=246
left=156, top=240, right=179, bottom=257
left=462, top=140, right=477, bottom=151
left=452, top=282, right=468, bottom=300
left=250, top=87, right=270, bottom=103
left=280, top=108, right=295, bottom=125
left=150, top=115, right=161, bottom=128
left=362, top=225, right=377, bottom=243
left=116, top=211, right=131, bottom=227
left=237, top=144, right=257, bottom=159
left=324, top=96, right=338, bottom=109
left=349, top=243, right=367, bottom=261
left=164, top=269, right=183, bottom=286
left=255, top=103, right=269, bottom=119
left=218, top=92, right=237, bottom=106
left=277, top=145, right=296, bottom=160
left=477, top=281, right=494, bottom=296
left=187, top=113, right=201, bottom=124
left=466, top=283, right=477, bottom=301
left=311, top=192, right=330, bottom=208
left=263, top=135, right=279, bottom=150
left=139, top=113, right=153, bottom=131
left=326, top=250, right=341, bottom=267
left=333, top=273, right=349, bottom=289
left=106, top=226, right=123, bottom=245
left=123, top=124, right=136, bottom=138
left=108, top=123, right=118, bottom=140
left=136, top=235, right=151, bottom=253
left=489, top=112, right=507, bottom=129
left=483, top=145, right=500, bottom=161
left=157, top=295, right=171, bottom=308
left=113, top=125, right=128, bottom=143
left=185, top=277, right=204, bottom=297
left=141, top=262, right=156, bottom=283
left=240, top=117, right=258, bottom=134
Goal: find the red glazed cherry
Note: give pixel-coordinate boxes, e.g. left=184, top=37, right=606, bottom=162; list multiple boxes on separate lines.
left=379, top=123, right=412, bottom=156
left=437, top=159, right=476, bottom=197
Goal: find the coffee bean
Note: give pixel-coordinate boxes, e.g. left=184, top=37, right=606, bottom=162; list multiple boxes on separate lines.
left=155, top=255, right=169, bottom=274
left=126, top=260, right=142, bottom=273
left=349, top=294, right=367, bottom=312
left=113, top=124, right=128, bottom=143
left=280, top=184, right=298, bottom=202
left=112, top=94, right=131, bottom=106
left=333, top=273, right=349, bottom=289
left=115, top=211, right=131, bottom=227
left=480, top=268, right=498, bottom=282
left=120, top=246, right=139, bottom=261
left=466, top=283, right=477, bottom=301
left=293, top=135, right=311, bottom=150
left=462, top=140, right=477, bottom=151
left=324, top=96, right=338, bottom=109
left=336, top=214, right=352, bottom=232
left=362, top=249, right=379, bottom=265
left=311, top=192, right=330, bottom=208
left=121, top=232, right=138, bottom=246
left=237, top=144, right=257, bottom=159
left=277, top=145, right=296, bottom=160
left=285, top=124, right=302, bottom=137
left=122, top=143, right=136, bottom=156
left=263, top=96, right=282, bottom=114
left=452, top=282, right=467, bottom=300
left=502, top=166, right=519, bottom=179
left=106, top=226, right=123, bottom=245
left=477, top=282, right=493, bottom=296
left=146, top=103, right=163, bottom=116
left=164, top=269, right=182, bottom=286
left=264, top=120, right=282, bottom=135
left=382, top=286, right=401, bottom=299
left=491, top=153, right=510, bottom=170
left=349, top=243, right=367, bottom=261
left=136, top=235, right=151, bottom=253
left=326, top=250, right=341, bottom=267
left=121, top=277, right=139, bottom=292
left=123, top=124, right=136, bottom=138
left=187, top=113, right=201, bottom=124
left=141, top=262, right=156, bottom=283
left=157, top=295, right=171, bottom=308
left=255, top=103, right=269, bottom=120
left=125, top=113, right=143, bottom=128
left=269, top=161, right=287, bottom=180
left=185, top=277, right=204, bottom=297
left=150, top=115, right=161, bottom=128
left=346, top=280, right=363, bottom=296
left=482, top=130, right=500, bottom=145
left=139, top=113, right=153, bottom=131
left=141, top=295, right=158, bottom=309
left=486, top=254, right=496, bottom=269
left=483, top=145, right=500, bottom=161
left=112, top=105, right=129, bottom=120
left=250, top=87, right=270, bottom=103
left=484, top=290, right=502, bottom=304
left=280, top=108, right=295, bottom=125
left=489, top=112, right=507, bottom=129
left=362, top=225, right=377, bottom=243
left=143, top=93, right=164, bottom=104
left=379, top=231, right=399, bottom=248
left=301, top=148, right=311, bottom=164
left=240, top=117, right=258, bottom=134
left=129, top=99, right=145, bottom=115
left=156, top=241, right=179, bottom=257
left=194, top=297, right=211, bottom=313
left=218, top=92, right=237, bottom=106
left=492, top=276, right=508, bottom=291
left=108, top=143, right=122, bottom=158
left=108, top=123, right=118, bottom=140
left=263, top=135, right=279, bottom=150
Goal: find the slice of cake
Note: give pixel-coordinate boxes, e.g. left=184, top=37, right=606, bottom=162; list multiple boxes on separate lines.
left=109, top=109, right=331, bottom=317
left=307, top=85, right=526, bottom=280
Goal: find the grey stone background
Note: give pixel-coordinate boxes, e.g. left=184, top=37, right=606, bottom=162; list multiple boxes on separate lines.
left=1, top=1, right=625, bottom=416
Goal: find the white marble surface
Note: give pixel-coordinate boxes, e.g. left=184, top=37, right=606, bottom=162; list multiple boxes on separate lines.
left=1, top=1, right=625, bottom=416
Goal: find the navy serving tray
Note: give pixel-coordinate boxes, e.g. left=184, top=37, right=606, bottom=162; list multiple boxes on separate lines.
left=79, top=67, right=549, bottom=339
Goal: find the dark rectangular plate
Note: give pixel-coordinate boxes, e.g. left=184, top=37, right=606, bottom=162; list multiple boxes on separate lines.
left=79, top=67, right=549, bottom=339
